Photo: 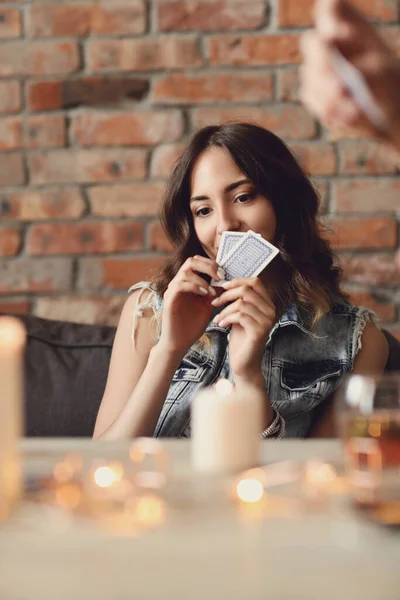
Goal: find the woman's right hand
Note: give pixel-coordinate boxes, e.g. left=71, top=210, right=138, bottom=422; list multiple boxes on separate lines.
left=158, top=255, right=222, bottom=356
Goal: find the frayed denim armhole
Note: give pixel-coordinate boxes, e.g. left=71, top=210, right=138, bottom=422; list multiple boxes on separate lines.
left=128, top=281, right=161, bottom=350
left=352, top=307, right=375, bottom=361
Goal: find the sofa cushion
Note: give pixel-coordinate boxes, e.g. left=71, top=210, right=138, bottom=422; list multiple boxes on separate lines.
left=382, top=329, right=400, bottom=372
left=11, top=314, right=116, bottom=437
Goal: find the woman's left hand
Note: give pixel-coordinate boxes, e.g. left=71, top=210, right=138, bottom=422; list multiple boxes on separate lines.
left=212, top=277, right=276, bottom=383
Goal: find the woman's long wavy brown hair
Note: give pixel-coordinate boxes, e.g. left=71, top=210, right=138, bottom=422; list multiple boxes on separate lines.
left=152, top=122, right=346, bottom=325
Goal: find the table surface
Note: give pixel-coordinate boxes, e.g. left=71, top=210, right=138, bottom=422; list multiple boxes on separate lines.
left=0, top=439, right=399, bottom=600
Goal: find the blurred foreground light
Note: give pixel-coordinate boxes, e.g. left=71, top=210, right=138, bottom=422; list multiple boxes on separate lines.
left=94, top=463, right=124, bottom=488
left=236, top=478, right=264, bottom=503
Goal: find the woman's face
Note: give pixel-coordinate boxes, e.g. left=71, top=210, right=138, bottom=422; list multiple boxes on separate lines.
left=189, top=146, right=277, bottom=261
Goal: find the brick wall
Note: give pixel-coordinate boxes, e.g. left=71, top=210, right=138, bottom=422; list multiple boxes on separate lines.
left=0, top=0, right=399, bottom=333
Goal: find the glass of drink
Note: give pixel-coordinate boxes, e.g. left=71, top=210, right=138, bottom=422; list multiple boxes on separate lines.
left=337, top=374, right=400, bottom=525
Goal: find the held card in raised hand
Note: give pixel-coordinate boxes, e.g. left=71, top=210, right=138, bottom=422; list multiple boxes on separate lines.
left=213, top=230, right=279, bottom=286
left=216, top=231, right=246, bottom=265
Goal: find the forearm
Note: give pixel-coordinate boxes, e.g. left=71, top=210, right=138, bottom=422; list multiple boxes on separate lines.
left=96, top=345, right=184, bottom=440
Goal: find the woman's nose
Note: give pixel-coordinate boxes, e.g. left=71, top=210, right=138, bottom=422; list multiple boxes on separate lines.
left=216, top=211, right=241, bottom=235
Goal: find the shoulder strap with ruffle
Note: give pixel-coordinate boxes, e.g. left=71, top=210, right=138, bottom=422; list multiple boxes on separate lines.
left=128, top=282, right=161, bottom=349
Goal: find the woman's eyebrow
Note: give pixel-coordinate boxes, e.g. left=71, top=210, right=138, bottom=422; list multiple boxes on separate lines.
left=190, top=179, right=251, bottom=203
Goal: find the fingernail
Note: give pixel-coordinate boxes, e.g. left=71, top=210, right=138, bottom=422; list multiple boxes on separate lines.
left=221, top=281, right=230, bottom=289
left=219, top=319, right=226, bottom=328
left=208, top=286, right=216, bottom=296
left=217, top=267, right=225, bottom=279
left=214, top=313, right=220, bottom=323
left=211, top=298, right=218, bottom=306
left=199, top=286, right=208, bottom=295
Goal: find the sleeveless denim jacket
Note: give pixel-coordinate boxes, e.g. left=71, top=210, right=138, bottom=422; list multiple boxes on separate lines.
left=129, top=283, right=373, bottom=439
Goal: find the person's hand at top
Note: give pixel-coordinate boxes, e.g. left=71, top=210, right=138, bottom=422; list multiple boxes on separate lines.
left=300, top=0, right=400, bottom=152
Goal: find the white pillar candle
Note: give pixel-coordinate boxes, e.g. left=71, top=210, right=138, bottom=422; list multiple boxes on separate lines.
left=191, top=379, right=262, bottom=473
left=0, top=317, right=26, bottom=519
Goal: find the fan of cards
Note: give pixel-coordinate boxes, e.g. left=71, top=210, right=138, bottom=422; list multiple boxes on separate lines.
left=211, top=230, right=279, bottom=287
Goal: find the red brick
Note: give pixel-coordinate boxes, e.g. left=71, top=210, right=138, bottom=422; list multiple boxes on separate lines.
left=208, top=34, right=301, bottom=66
left=314, top=180, right=329, bottom=213
left=0, top=153, right=24, bottom=186
left=0, top=81, right=21, bottom=114
left=327, top=127, right=372, bottom=141
left=0, top=299, right=30, bottom=316
left=27, top=222, right=144, bottom=256
left=149, top=221, right=173, bottom=253
left=0, top=116, right=65, bottom=150
left=340, top=253, right=400, bottom=286
left=0, top=116, right=22, bottom=149
left=0, top=41, right=80, bottom=77
left=0, top=8, right=21, bottom=39
left=70, top=110, right=184, bottom=147
left=278, top=0, right=314, bottom=27
left=27, top=77, right=149, bottom=112
left=34, top=295, right=125, bottom=326
left=27, top=81, right=63, bottom=112
left=0, top=188, right=85, bottom=221
left=0, top=258, right=73, bottom=293
left=279, top=0, right=398, bottom=27
left=347, top=290, right=396, bottom=322
left=191, top=105, right=316, bottom=139
left=325, top=217, right=397, bottom=250
left=333, top=180, right=400, bottom=213
left=157, top=0, right=267, bottom=31
left=89, top=182, right=164, bottom=217
left=29, top=149, right=147, bottom=185
left=27, top=114, right=66, bottom=149
left=0, top=227, right=22, bottom=257
left=291, top=142, right=337, bottom=175
left=28, top=1, right=146, bottom=37
left=276, top=69, right=299, bottom=102
left=77, top=256, right=166, bottom=290
left=339, top=140, right=400, bottom=175
left=154, top=72, right=273, bottom=104
left=151, top=143, right=185, bottom=178
left=87, top=37, right=203, bottom=72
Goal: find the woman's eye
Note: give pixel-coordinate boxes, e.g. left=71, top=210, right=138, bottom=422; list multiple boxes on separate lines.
left=195, top=207, right=211, bottom=217
left=236, top=192, right=255, bottom=204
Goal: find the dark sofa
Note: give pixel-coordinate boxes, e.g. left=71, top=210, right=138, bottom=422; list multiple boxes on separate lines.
left=6, top=314, right=400, bottom=437
left=19, top=314, right=116, bottom=437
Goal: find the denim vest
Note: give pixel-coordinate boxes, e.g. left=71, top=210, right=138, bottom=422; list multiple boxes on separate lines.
left=129, top=283, right=372, bottom=439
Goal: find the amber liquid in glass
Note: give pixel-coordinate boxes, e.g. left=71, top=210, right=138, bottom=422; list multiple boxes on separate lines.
left=342, top=411, right=400, bottom=526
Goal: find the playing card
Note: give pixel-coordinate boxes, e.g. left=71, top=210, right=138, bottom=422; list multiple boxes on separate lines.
left=212, top=231, right=279, bottom=286
left=216, top=231, right=246, bottom=265
left=329, top=47, right=388, bottom=133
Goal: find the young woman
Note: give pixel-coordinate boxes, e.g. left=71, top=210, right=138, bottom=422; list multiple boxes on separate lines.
left=93, top=123, right=388, bottom=440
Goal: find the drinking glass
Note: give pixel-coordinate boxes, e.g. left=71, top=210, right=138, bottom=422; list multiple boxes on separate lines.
left=336, top=374, right=400, bottom=524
